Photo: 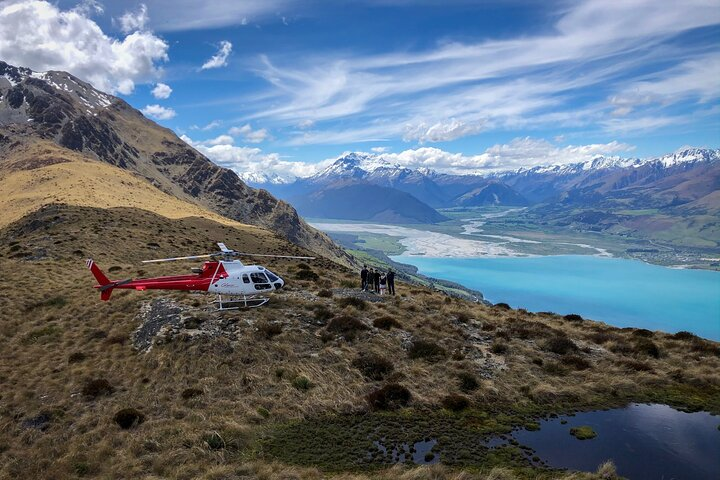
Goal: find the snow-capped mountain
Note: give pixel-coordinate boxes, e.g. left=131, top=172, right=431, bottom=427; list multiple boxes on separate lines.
left=510, top=148, right=718, bottom=177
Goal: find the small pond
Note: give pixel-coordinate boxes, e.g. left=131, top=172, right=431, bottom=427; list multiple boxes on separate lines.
left=510, top=403, right=720, bottom=479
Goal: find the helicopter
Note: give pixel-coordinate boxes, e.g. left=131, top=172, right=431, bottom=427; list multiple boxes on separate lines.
left=86, top=243, right=315, bottom=310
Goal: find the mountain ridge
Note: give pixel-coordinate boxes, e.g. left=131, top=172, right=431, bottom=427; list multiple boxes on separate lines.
left=0, top=60, right=352, bottom=266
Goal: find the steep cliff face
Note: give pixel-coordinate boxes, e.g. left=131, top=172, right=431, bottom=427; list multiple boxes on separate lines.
left=0, top=61, right=351, bottom=265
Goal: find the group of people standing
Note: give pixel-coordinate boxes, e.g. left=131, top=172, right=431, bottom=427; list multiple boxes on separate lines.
left=360, top=265, right=395, bottom=295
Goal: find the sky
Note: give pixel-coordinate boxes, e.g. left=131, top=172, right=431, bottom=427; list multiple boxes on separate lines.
left=0, top=0, right=719, bottom=182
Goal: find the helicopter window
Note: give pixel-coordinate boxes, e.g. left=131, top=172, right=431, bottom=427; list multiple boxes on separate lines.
left=242, top=274, right=250, bottom=284
left=250, top=272, right=268, bottom=283
left=250, top=272, right=271, bottom=290
left=265, top=271, right=279, bottom=282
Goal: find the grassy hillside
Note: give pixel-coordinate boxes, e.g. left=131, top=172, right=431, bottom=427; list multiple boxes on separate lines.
left=1, top=204, right=718, bottom=479
left=0, top=140, right=256, bottom=230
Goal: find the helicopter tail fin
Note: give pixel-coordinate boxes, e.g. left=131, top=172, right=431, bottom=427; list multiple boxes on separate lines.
left=86, top=259, right=113, bottom=300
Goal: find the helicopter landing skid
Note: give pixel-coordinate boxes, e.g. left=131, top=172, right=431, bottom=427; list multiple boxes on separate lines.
left=210, top=294, right=269, bottom=311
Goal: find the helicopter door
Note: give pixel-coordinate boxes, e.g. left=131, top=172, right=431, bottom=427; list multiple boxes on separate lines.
left=250, top=272, right=271, bottom=290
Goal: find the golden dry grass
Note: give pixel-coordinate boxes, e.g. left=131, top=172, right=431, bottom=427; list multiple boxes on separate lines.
left=0, top=204, right=717, bottom=479
left=0, top=140, right=255, bottom=230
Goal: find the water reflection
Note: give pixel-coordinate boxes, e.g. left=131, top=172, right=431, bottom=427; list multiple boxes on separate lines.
left=513, top=404, right=720, bottom=479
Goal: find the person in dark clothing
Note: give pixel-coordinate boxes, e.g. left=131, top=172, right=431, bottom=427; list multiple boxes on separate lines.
left=373, top=270, right=381, bottom=293
left=360, top=265, right=368, bottom=291
left=387, top=269, right=395, bottom=295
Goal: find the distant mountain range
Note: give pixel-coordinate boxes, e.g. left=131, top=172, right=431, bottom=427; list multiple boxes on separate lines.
left=257, top=149, right=719, bottom=225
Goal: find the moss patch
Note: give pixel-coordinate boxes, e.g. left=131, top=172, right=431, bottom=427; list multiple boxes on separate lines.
left=569, top=426, right=597, bottom=440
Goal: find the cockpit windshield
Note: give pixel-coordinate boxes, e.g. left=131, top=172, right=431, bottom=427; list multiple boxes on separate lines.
left=265, top=270, right=280, bottom=282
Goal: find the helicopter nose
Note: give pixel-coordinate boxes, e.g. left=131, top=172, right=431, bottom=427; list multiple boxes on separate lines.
left=274, top=278, right=284, bottom=290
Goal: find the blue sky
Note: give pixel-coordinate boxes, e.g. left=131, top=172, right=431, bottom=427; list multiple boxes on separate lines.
left=1, top=0, right=719, bottom=181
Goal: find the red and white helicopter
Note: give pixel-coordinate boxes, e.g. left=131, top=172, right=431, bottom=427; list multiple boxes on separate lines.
left=87, top=243, right=314, bottom=310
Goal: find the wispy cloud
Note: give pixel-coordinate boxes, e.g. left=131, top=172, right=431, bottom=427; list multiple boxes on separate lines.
left=228, top=124, right=270, bottom=143
left=239, top=0, right=719, bottom=145
left=201, top=40, right=233, bottom=70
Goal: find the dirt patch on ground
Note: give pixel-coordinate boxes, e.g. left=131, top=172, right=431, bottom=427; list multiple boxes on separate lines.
left=331, top=288, right=389, bottom=303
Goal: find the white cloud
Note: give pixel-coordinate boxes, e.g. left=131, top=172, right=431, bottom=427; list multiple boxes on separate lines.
left=142, top=104, right=176, bottom=120
left=151, top=82, right=172, bottom=99
left=228, top=124, right=269, bottom=143
left=0, top=1, right=168, bottom=94
left=244, top=0, right=720, bottom=145
left=371, top=146, right=389, bottom=153
left=205, top=134, right=234, bottom=146
left=297, top=119, right=315, bottom=129
left=183, top=136, right=637, bottom=182
left=190, top=120, right=223, bottom=131
left=181, top=134, right=322, bottom=183
left=137, top=0, right=288, bottom=31
left=201, top=41, right=233, bottom=70
left=117, top=3, right=149, bottom=34
left=403, top=118, right=485, bottom=143
left=73, top=0, right=103, bottom=16
left=375, top=138, right=636, bottom=174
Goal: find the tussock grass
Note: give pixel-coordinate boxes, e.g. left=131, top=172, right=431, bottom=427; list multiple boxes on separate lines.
left=367, top=384, right=411, bottom=410
left=0, top=204, right=717, bottom=479
left=373, top=315, right=402, bottom=330
left=352, top=353, right=394, bottom=381
left=408, top=340, right=447, bottom=361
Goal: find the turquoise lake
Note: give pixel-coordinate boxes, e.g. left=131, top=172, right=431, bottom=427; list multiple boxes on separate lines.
left=391, top=255, right=720, bottom=340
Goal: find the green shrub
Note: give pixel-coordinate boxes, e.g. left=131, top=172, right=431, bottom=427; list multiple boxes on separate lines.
left=672, top=331, right=698, bottom=341
left=588, top=331, right=617, bottom=344
left=490, top=342, right=509, bottom=354
left=543, top=336, right=578, bottom=355
left=202, top=432, right=225, bottom=450
left=317, top=289, right=333, bottom=298
left=562, top=354, right=591, bottom=370
left=689, top=339, right=720, bottom=356
left=494, top=302, right=511, bottom=310
left=618, top=359, right=653, bottom=372
left=257, top=321, right=283, bottom=339
left=292, top=376, right=312, bottom=391
left=373, top=315, right=401, bottom=330
left=366, top=384, right=411, bottom=411
left=181, top=387, right=203, bottom=399
left=296, top=269, right=319, bottom=281
left=68, top=351, right=86, bottom=363
left=563, top=314, right=583, bottom=322
left=632, top=328, right=654, bottom=338
left=335, top=297, right=368, bottom=310
left=408, top=340, right=446, bottom=361
left=82, top=378, right=114, bottom=398
left=458, top=372, right=480, bottom=393
left=312, top=305, right=334, bottom=322
left=352, top=353, right=394, bottom=381
left=543, top=362, right=569, bottom=376
left=113, top=408, right=145, bottom=429
left=326, top=315, right=369, bottom=340
left=633, top=338, right=660, bottom=358
left=441, top=394, right=470, bottom=411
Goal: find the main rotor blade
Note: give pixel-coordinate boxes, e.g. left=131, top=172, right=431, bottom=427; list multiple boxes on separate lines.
left=235, top=252, right=316, bottom=259
left=142, top=254, right=213, bottom=263
left=217, top=242, right=230, bottom=252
